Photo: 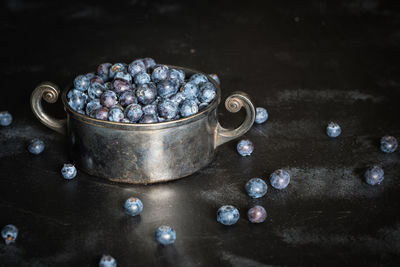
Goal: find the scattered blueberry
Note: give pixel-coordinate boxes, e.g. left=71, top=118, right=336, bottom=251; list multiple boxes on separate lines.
left=217, top=205, right=240, bottom=226
left=255, top=107, right=268, bottom=124
left=380, top=136, right=398, bottom=153
left=365, top=165, right=384, bottom=185
left=28, top=138, right=45, bottom=155
left=326, top=122, right=341, bottom=138
left=155, top=226, right=176, bottom=245
left=99, top=255, right=117, bottom=267
left=158, top=99, right=178, bottom=120
left=108, top=106, right=125, bottom=122
left=125, top=104, right=143, bottom=122
left=270, top=169, right=290, bottom=190
left=208, top=73, right=220, bottom=85
left=61, top=164, right=77, bottom=180
left=247, top=205, right=267, bottom=223
left=124, top=197, right=143, bottom=216
left=245, top=178, right=268, bottom=198
left=180, top=99, right=198, bottom=118
left=100, top=90, right=117, bottom=108
left=128, top=59, right=146, bottom=77
left=237, top=139, right=254, bottom=156
left=151, top=65, right=169, bottom=82
left=134, top=72, right=151, bottom=85
left=74, top=75, right=90, bottom=91
left=136, top=83, right=157, bottom=105
left=0, top=111, right=12, bottom=126
left=1, top=224, right=18, bottom=245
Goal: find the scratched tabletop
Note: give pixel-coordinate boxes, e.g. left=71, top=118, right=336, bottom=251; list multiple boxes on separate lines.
left=1, top=1, right=400, bottom=266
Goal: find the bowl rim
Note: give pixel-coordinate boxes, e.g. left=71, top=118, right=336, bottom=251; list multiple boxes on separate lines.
left=61, top=64, right=221, bottom=130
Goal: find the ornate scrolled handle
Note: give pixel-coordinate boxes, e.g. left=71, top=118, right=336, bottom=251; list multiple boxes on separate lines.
left=31, top=82, right=67, bottom=135
left=215, top=91, right=256, bottom=147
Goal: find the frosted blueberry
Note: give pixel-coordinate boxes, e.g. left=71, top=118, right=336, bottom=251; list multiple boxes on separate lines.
left=88, top=82, right=105, bottom=99
left=124, top=197, right=143, bottom=216
left=142, top=104, right=157, bottom=115
left=100, top=90, right=117, bottom=108
left=97, top=63, right=112, bottom=82
left=169, top=92, right=186, bottom=105
left=74, top=75, right=90, bottom=91
left=128, top=59, right=146, bottom=77
left=365, top=166, right=384, bottom=185
left=108, top=106, right=124, bottom=122
left=380, top=136, right=398, bottom=153
left=99, top=255, right=117, bottom=267
left=168, top=69, right=185, bottom=86
left=134, top=72, right=151, bottom=85
left=142, top=57, right=156, bottom=70
left=217, top=205, right=240, bottom=226
left=114, top=71, right=132, bottom=83
left=139, top=114, right=158, bottom=123
left=94, top=107, right=109, bottom=120
left=189, top=73, right=208, bottom=85
left=28, top=138, right=45, bottom=155
left=158, top=99, right=178, bottom=120
left=155, top=226, right=176, bottom=245
left=151, top=65, right=169, bottom=83
left=237, top=139, right=254, bottom=156
left=68, top=91, right=87, bottom=111
left=255, top=107, right=268, bottom=124
left=136, top=83, right=157, bottom=105
left=326, top=122, right=341, bottom=138
left=86, top=99, right=102, bottom=116
left=180, top=100, right=198, bottom=117
left=1, top=224, right=18, bottom=245
left=181, top=82, right=199, bottom=99
left=270, top=169, right=290, bottom=190
left=109, top=63, right=126, bottom=79
left=125, top=104, right=143, bottom=122
left=198, top=82, right=216, bottom=103
left=245, top=178, right=268, bottom=198
left=119, top=91, right=138, bottom=107
left=157, top=80, right=178, bottom=98
left=61, top=164, right=77, bottom=180
left=208, top=73, right=220, bottom=85
left=0, top=111, right=12, bottom=126
left=85, top=72, right=95, bottom=80
left=247, top=205, right=267, bottom=223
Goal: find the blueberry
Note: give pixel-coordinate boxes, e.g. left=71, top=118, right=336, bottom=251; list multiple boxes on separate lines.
left=181, top=82, right=199, bottom=100
left=109, top=63, right=127, bottom=79
left=28, top=138, right=45, bottom=155
left=94, top=107, right=109, bottom=120
left=1, top=224, right=18, bottom=245
left=168, top=69, right=185, bottom=86
left=180, top=99, right=198, bottom=118
left=0, top=111, right=12, bottom=126
left=255, top=107, right=268, bottom=124
left=208, top=73, right=220, bottom=85
left=108, top=106, right=125, bottom=122
left=326, top=122, right=341, bottom=138
left=245, top=178, right=268, bottom=198
left=89, top=75, right=104, bottom=85
left=380, top=136, right=398, bottom=153
left=61, top=164, right=77, bottom=180
left=134, top=72, right=151, bottom=85
left=97, top=63, right=112, bottom=82
left=99, top=255, right=117, bottom=267
left=157, top=80, right=178, bottom=98
left=142, top=57, right=156, bottom=70
left=85, top=72, right=95, bottom=80
left=189, top=73, right=208, bottom=85
left=119, top=90, right=138, bottom=107
left=158, top=99, right=178, bottom=120
left=114, top=71, right=132, bottom=83
left=88, top=82, right=105, bottom=99
left=136, top=83, right=157, bottom=105
left=112, top=79, right=131, bottom=95
left=128, top=59, right=146, bottom=77
left=217, top=205, right=240, bottom=226
left=169, top=92, right=186, bottom=105
left=125, top=104, right=143, bottom=122
left=86, top=99, right=102, bottom=116
left=151, top=65, right=169, bottom=83
left=68, top=90, right=88, bottom=111
left=142, top=104, right=157, bottom=115
left=74, top=75, right=90, bottom=91
left=247, top=205, right=267, bottom=223
left=198, top=82, right=216, bottom=103
left=139, top=114, right=158, bottom=123
left=124, top=197, right=143, bottom=216
left=100, top=90, right=117, bottom=108
left=365, top=166, right=384, bottom=185
left=270, top=169, right=290, bottom=190
left=155, top=226, right=176, bottom=245
left=236, top=139, right=254, bottom=156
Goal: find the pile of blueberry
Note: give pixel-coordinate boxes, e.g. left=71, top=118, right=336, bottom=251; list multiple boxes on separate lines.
left=67, top=58, right=218, bottom=124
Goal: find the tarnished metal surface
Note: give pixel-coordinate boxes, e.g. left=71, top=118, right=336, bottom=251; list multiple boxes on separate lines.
left=31, top=65, right=255, bottom=184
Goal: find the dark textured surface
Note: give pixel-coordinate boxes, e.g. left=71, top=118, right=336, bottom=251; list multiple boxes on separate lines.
left=1, top=0, right=400, bottom=266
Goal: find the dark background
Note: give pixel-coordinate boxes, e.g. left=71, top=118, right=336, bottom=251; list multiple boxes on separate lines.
left=1, top=0, right=400, bottom=266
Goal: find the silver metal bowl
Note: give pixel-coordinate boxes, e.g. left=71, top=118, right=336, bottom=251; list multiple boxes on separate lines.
left=31, top=65, right=255, bottom=184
